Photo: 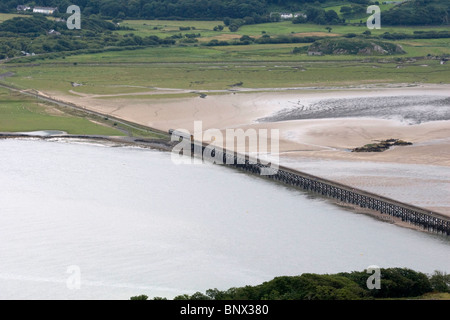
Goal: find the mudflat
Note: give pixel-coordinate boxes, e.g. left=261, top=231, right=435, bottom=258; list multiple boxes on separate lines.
left=42, top=83, right=450, bottom=216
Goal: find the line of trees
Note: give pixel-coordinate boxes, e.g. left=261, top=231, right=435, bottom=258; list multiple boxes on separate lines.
left=132, top=268, right=450, bottom=300
left=293, top=7, right=341, bottom=25
left=0, top=15, right=174, bottom=60
left=1, top=0, right=448, bottom=26
left=0, top=0, right=268, bottom=20
left=382, top=0, right=450, bottom=26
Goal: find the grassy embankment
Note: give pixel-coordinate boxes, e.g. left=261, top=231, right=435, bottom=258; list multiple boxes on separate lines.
left=0, top=86, right=129, bottom=135
left=0, top=85, right=167, bottom=137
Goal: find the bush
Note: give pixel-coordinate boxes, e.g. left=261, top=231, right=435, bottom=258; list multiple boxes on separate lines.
left=429, top=271, right=450, bottom=293
left=340, top=268, right=432, bottom=298
left=130, top=295, right=148, bottom=300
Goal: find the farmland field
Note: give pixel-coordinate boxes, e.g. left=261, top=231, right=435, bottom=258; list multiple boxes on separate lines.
left=0, top=87, right=125, bottom=135
left=1, top=17, right=449, bottom=129
left=2, top=48, right=448, bottom=95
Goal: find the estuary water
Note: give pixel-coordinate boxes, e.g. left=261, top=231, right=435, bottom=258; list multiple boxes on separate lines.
left=0, top=139, right=449, bottom=300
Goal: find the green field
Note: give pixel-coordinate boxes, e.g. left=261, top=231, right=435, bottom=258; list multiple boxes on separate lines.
left=0, top=87, right=125, bottom=135
left=0, top=13, right=22, bottom=23
left=0, top=16, right=448, bottom=133
left=2, top=44, right=448, bottom=94
left=117, top=19, right=450, bottom=41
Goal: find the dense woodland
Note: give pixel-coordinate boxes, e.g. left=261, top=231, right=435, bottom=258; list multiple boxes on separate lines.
left=0, top=0, right=448, bottom=25
left=0, top=0, right=449, bottom=59
left=130, top=268, right=450, bottom=300
left=0, top=15, right=176, bottom=59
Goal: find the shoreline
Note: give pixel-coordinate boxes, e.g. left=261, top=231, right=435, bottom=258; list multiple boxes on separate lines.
left=0, top=132, right=175, bottom=152
left=1, top=82, right=449, bottom=231
left=2, top=132, right=449, bottom=236
left=54, top=83, right=449, bottom=217
left=334, top=201, right=434, bottom=234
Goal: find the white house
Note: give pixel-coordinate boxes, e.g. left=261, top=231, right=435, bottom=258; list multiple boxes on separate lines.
left=272, top=12, right=307, bottom=20
left=280, top=13, right=294, bottom=19
left=47, top=29, right=61, bottom=36
left=17, top=5, right=31, bottom=12
left=33, top=7, right=58, bottom=15
left=294, top=13, right=307, bottom=19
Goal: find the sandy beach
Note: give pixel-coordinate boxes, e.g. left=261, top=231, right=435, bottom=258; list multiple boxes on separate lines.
left=42, top=83, right=450, bottom=216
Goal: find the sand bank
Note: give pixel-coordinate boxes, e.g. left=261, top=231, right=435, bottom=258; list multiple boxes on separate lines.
left=43, top=84, right=450, bottom=216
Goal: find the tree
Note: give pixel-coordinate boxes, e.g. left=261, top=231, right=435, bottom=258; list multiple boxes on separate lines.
left=270, top=13, right=281, bottom=22
left=240, top=35, right=254, bottom=42
left=325, top=26, right=332, bottom=33
left=130, top=294, right=148, bottom=300
left=325, top=10, right=339, bottom=24
left=340, top=6, right=352, bottom=17
left=430, top=271, right=450, bottom=292
left=293, top=15, right=307, bottom=24
left=229, top=24, right=239, bottom=32
left=99, top=0, right=123, bottom=18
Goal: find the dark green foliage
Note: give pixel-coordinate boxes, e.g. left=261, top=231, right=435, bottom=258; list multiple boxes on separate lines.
left=130, top=294, right=148, bottom=300
left=339, top=268, right=433, bottom=298
left=3, top=0, right=268, bottom=19
left=383, top=0, right=450, bottom=26
left=3, top=0, right=448, bottom=25
left=292, top=47, right=307, bottom=54
left=0, top=15, right=55, bottom=34
left=308, top=38, right=405, bottom=55
left=1, top=0, right=449, bottom=60
left=381, top=31, right=450, bottom=40
left=157, top=267, right=443, bottom=301
left=204, top=34, right=319, bottom=47
left=293, top=7, right=342, bottom=25
left=0, top=13, right=175, bottom=59
left=82, top=17, right=117, bottom=32
left=429, top=271, right=450, bottom=293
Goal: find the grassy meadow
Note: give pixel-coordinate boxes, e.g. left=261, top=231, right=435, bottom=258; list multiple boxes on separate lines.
left=0, top=87, right=125, bottom=135
left=0, top=13, right=449, bottom=133
left=3, top=48, right=448, bottom=94
left=2, top=18, right=449, bottom=92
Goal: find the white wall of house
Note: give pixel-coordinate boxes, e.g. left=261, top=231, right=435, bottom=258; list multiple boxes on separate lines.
left=33, top=8, right=57, bottom=15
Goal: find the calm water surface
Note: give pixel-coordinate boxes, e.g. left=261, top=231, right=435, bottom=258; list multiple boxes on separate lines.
left=0, top=139, right=449, bottom=300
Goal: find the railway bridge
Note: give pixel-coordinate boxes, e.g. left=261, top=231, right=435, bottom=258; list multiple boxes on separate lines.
left=172, top=134, right=450, bottom=236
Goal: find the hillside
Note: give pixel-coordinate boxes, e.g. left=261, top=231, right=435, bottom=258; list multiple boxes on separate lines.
left=132, top=268, right=450, bottom=300
left=0, top=0, right=449, bottom=60
left=0, top=0, right=449, bottom=26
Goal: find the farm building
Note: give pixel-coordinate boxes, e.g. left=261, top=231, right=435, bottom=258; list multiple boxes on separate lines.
left=33, top=7, right=58, bottom=15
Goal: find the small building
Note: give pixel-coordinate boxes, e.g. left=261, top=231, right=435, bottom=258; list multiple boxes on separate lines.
left=47, top=29, right=61, bottom=36
left=33, top=7, right=58, bottom=15
left=294, top=13, right=307, bottom=19
left=274, top=12, right=307, bottom=20
left=17, top=5, right=31, bottom=12
left=280, top=13, right=294, bottom=20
